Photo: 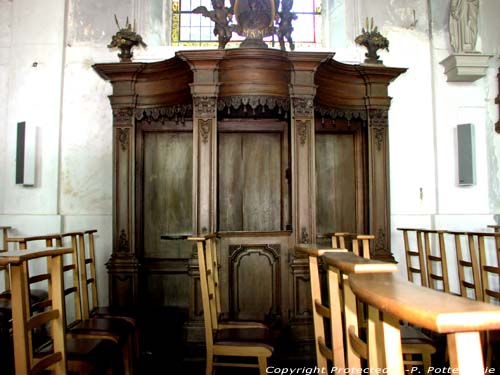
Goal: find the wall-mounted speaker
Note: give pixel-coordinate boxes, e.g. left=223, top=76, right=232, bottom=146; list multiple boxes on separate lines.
left=457, top=123, right=475, bottom=186
left=16, top=122, right=36, bottom=186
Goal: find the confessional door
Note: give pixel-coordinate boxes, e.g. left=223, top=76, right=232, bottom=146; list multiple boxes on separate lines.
left=216, top=119, right=291, bottom=323
left=314, top=117, right=367, bottom=245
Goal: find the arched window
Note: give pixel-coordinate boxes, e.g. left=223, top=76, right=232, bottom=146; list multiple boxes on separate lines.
left=171, top=0, right=322, bottom=48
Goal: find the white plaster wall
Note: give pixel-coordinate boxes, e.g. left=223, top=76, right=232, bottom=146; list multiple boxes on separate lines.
left=1, top=0, right=66, bottom=215
left=0, top=0, right=13, bottom=215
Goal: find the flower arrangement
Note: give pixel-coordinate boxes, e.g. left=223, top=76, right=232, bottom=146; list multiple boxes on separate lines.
left=355, top=17, right=389, bottom=64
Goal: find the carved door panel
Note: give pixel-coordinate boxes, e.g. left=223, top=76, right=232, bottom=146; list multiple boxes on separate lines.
left=228, top=244, right=281, bottom=321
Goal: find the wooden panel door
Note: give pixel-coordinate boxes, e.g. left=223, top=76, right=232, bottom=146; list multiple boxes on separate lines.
left=315, top=120, right=366, bottom=240
left=143, top=131, right=193, bottom=256
left=218, top=130, right=285, bottom=231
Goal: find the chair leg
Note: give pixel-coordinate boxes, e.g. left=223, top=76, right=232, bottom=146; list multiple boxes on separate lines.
left=206, top=354, right=213, bottom=375
left=258, top=357, right=267, bottom=375
left=422, top=352, right=432, bottom=374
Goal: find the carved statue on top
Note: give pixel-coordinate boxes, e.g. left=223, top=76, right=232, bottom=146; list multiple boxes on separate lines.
left=274, top=0, right=297, bottom=51
left=449, top=0, right=479, bottom=53
left=108, top=15, right=147, bottom=62
left=193, top=0, right=235, bottom=49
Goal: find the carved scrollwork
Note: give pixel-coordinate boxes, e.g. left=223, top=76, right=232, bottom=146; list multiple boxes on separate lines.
left=199, top=119, right=211, bottom=143
left=194, top=96, right=217, bottom=118
left=118, top=229, right=129, bottom=253
left=218, top=96, right=290, bottom=116
left=296, top=120, right=309, bottom=145
left=116, top=128, right=129, bottom=151
left=135, top=104, right=192, bottom=124
left=113, top=108, right=134, bottom=125
left=301, top=227, right=309, bottom=244
left=292, top=97, right=314, bottom=118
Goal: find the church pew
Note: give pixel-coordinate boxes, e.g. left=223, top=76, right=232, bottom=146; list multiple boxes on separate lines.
left=349, top=272, right=500, bottom=374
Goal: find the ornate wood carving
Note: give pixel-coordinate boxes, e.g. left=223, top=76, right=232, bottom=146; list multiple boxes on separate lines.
left=113, top=108, right=134, bottom=124
left=228, top=244, right=281, bottom=321
left=117, top=128, right=129, bottom=151
left=373, top=127, right=385, bottom=151
left=292, top=97, right=314, bottom=118
left=135, top=104, right=192, bottom=124
left=193, top=96, right=217, bottom=118
left=218, top=96, right=290, bottom=116
left=297, top=120, right=309, bottom=145
left=199, top=119, right=211, bottom=143
left=118, top=229, right=129, bottom=253
left=369, top=108, right=389, bottom=128
left=315, top=105, right=367, bottom=122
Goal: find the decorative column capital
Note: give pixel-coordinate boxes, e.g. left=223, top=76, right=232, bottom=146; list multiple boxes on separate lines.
left=292, top=97, right=314, bottom=119
left=112, top=108, right=135, bottom=126
left=193, top=96, right=217, bottom=119
left=368, top=108, right=389, bottom=127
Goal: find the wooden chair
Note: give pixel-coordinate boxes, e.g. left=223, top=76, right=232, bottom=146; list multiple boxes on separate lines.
left=1, top=226, right=11, bottom=290
left=189, top=236, right=273, bottom=375
left=321, top=251, right=398, bottom=370
left=78, top=230, right=139, bottom=353
left=8, top=233, right=134, bottom=374
left=449, top=231, right=483, bottom=300
left=473, top=231, right=500, bottom=367
left=295, top=244, right=348, bottom=372
left=421, top=230, right=451, bottom=293
left=398, top=228, right=428, bottom=287
left=351, top=235, right=374, bottom=259
left=349, top=272, right=500, bottom=374
left=189, top=235, right=269, bottom=331
left=59, top=232, right=135, bottom=375
left=0, top=246, right=117, bottom=375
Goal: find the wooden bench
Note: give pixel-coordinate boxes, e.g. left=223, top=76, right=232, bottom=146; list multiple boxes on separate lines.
left=349, top=273, right=500, bottom=374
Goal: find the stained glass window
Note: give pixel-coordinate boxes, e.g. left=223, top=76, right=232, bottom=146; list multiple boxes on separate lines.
left=171, top=0, right=322, bottom=48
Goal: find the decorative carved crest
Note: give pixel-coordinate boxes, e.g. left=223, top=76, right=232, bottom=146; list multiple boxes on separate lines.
left=117, top=128, right=129, bottom=151
left=296, top=120, right=309, bottom=145
left=199, top=119, right=212, bottom=143
left=118, top=229, right=129, bottom=252
left=218, top=96, right=290, bottom=116
left=292, top=97, right=314, bottom=118
left=194, top=96, right=217, bottom=118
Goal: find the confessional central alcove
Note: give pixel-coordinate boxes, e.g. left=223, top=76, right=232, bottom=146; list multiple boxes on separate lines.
left=93, top=47, right=405, bottom=355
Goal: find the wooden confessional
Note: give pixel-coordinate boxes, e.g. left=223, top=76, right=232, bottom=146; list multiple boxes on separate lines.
left=93, top=48, right=405, bottom=353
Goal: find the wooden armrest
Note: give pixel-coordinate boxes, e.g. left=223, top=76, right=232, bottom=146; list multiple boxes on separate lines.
left=349, top=273, right=500, bottom=333
left=7, top=234, right=62, bottom=243
left=322, top=252, right=397, bottom=274
left=295, top=244, right=347, bottom=257
left=0, top=247, right=73, bottom=265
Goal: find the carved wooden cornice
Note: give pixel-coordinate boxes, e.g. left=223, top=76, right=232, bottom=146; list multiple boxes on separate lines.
left=218, top=96, right=290, bottom=116
left=135, top=104, right=192, bottom=124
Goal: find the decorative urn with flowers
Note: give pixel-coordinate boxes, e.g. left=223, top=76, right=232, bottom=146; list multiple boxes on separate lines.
left=355, top=17, right=389, bottom=65
left=108, top=15, right=147, bottom=62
